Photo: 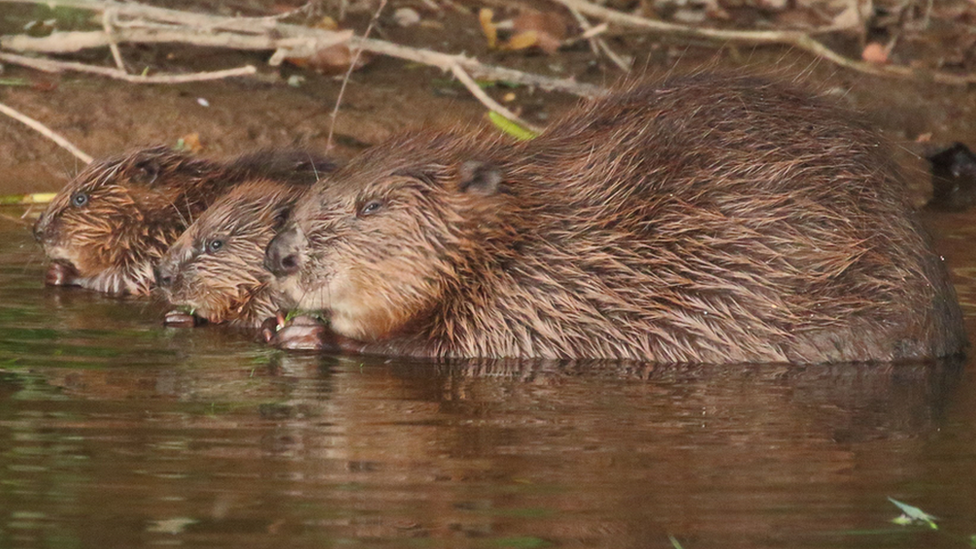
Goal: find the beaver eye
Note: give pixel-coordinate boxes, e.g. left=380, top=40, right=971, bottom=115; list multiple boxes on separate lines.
left=70, top=192, right=89, bottom=207
left=358, top=199, right=384, bottom=217
left=206, top=239, right=225, bottom=254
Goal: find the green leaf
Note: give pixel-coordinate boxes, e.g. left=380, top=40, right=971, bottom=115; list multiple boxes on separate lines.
left=0, top=192, right=56, bottom=205
left=488, top=111, right=539, bottom=141
left=888, top=498, right=938, bottom=530
left=668, top=535, right=685, bottom=549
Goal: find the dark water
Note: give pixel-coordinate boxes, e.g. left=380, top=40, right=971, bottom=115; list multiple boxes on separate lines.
left=2, top=212, right=976, bottom=549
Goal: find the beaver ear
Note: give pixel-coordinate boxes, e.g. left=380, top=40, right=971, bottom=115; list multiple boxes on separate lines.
left=458, top=161, right=503, bottom=196
left=132, top=158, right=161, bottom=185
left=272, top=207, right=293, bottom=232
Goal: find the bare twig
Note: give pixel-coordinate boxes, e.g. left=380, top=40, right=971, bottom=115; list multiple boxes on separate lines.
left=102, top=7, right=126, bottom=72
left=328, top=0, right=388, bottom=151
left=450, top=64, right=543, bottom=134
left=565, top=5, right=630, bottom=72
left=0, top=101, right=93, bottom=163
left=0, top=51, right=257, bottom=83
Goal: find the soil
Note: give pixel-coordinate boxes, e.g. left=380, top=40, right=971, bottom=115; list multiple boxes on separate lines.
left=2, top=0, right=976, bottom=202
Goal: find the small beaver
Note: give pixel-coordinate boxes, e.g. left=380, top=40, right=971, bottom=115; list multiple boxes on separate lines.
left=33, top=146, right=334, bottom=296
left=156, top=179, right=306, bottom=327
left=265, top=74, right=967, bottom=363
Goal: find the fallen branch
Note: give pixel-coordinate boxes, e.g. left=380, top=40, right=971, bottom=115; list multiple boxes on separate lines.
left=554, top=0, right=976, bottom=86
left=0, top=0, right=603, bottom=97
left=0, top=51, right=257, bottom=83
left=0, top=101, right=93, bottom=163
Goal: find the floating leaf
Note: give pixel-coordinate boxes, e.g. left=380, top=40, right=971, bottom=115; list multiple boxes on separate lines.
left=888, top=498, right=938, bottom=530
left=488, top=111, right=539, bottom=141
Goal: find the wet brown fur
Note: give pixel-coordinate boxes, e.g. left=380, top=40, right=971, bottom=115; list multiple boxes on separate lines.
left=157, top=180, right=306, bottom=327
left=33, top=147, right=332, bottom=295
left=271, top=74, right=967, bottom=363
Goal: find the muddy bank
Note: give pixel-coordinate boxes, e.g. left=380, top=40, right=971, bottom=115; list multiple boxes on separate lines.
left=2, top=5, right=976, bottom=200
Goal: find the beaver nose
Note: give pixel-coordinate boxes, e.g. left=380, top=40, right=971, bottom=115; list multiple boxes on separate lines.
left=265, top=227, right=304, bottom=277
left=32, top=213, right=49, bottom=244
left=155, top=263, right=174, bottom=288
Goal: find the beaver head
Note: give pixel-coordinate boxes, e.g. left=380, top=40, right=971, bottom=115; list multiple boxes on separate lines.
left=265, top=130, right=509, bottom=342
left=33, top=147, right=223, bottom=295
left=157, top=180, right=305, bottom=326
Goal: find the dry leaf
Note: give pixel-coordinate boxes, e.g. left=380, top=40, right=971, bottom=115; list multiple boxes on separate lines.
left=286, top=43, right=372, bottom=74
left=511, top=10, right=569, bottom=54
left=314, top=16, right=339, bottom=31
left=479, top=8, right=498, bottom=49
left=179, top=133, right=203, bottom=153
left=504, top=31, right=540, bottom=51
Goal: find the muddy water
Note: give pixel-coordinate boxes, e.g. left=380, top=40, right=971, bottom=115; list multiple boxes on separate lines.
left=1, top=212, right=975, bottom=549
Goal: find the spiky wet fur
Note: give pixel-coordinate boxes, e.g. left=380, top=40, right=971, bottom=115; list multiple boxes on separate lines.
left=158, top=180, right=305, bottom=327
left=275, top=74, right=966, bottom=363
left=34, top=146, right=332, bottom=296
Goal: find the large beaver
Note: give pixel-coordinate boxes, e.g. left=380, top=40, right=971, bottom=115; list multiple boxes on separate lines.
left=156, top=179, right=306, bottom=327
left=33, top=147, right=334, bottom=296
left=264, top=74, right=967, bottom=363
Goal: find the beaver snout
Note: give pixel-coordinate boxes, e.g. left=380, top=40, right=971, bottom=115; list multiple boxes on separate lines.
left=264, top=227, right=305, bottom=277
left=155, top=262, right=176, bottom=289
left=32, top=213, right=54, bottom=245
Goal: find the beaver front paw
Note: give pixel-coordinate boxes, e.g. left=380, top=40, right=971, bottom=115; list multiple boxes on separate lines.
left=163, top=309, right=204, bottom=328
left=45, top=261, right=80, bottom=287
left=264, top=313, right=341, bottom=352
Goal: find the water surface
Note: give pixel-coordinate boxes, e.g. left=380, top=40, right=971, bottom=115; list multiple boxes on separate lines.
left=2, top=212, right=975, bottom=549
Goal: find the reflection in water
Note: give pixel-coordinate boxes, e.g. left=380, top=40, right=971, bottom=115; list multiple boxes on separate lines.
left=2, top=217, right=976, bottom=548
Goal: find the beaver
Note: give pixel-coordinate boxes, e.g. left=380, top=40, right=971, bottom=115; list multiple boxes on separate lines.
left=33, top=146, right=334, bottom=296
left=264, top=73, right=967, bottom=363
left=156, top=179, right=306, bottom=327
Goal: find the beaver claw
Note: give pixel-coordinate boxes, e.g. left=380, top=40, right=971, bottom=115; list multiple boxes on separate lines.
left=45, top=261, right=80, bottom=287
left=262, top=314, right=341, bottom=352
left=163, top=309, right=203, bottom=328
